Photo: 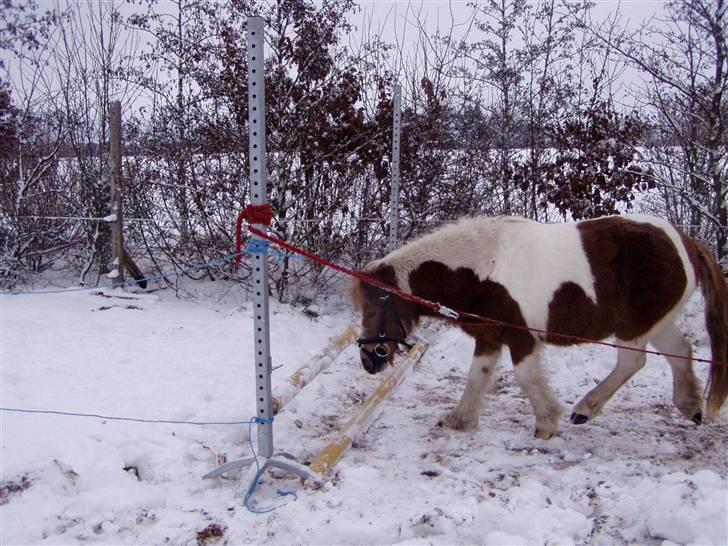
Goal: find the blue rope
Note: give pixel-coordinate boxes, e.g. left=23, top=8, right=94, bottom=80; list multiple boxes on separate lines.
left=0, top=407, right=251, bottom=426
left=245, top=239, right=304, bottom=262
left=2, top=244, right=304, bottom=296
left=243, top=417, right=298, bottom=514
left=245, top=239, right=270, bottom=255
left=2, top=407, right=298, bottom=512
left=0, top=250, right=247, bottom=296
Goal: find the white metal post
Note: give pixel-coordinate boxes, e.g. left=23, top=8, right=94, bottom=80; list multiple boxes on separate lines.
left=388, top=84, right=402, bottom=252
left=204, top=16, right=316, bottom=489
left=246, top=16, right=274, bottom=458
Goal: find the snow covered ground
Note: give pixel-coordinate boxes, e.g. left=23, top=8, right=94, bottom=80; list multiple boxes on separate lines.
left=1, top=282, right=726, bottom=545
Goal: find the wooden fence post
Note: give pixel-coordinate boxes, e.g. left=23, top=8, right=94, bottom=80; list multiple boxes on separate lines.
left=107, top=100, right=146, bottom=289
left=108, top=101, right=125, bottom=287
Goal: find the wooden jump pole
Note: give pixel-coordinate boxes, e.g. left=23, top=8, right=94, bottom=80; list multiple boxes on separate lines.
left=272, top=324, right=359, bottom=414
left=309, top=341, right=428, bottom=476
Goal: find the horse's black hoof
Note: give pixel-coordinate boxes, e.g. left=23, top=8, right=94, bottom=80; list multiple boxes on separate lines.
left=570, top=413, right=589, bottom=425
left=692, top=412, right=702, bottom=425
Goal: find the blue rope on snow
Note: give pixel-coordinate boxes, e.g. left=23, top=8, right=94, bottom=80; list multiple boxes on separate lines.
left=0, top=406, right=252, bottom=426
left=243, top=416, right=298, bottom=515
left=2, top=407, right=298, bottom=513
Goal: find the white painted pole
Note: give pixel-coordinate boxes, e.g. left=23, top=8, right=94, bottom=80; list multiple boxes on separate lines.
left=247, top=16, right=273, bottom=458
left=272, top=324, right=359, bottom=414
left=388, top=84, right=402, bottom=252
left=309, top=341, right=428, bottom=476
left=205, top=17, right=315, bottom=487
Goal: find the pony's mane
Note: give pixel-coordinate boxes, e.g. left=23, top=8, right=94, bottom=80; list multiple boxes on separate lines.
left=365, top=215, right=531, bottom=278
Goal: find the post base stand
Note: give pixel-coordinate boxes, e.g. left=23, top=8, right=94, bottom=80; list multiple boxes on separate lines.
left=203, top=453, right=321, bottom=496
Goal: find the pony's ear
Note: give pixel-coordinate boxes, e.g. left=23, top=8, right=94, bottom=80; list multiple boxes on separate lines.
left=350, top=278, right=365, bottom=310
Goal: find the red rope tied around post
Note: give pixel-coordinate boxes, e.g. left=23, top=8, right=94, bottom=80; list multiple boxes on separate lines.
left=235, top=203, right=273, bottom=264
left=234, top=203, right=728, bottom=367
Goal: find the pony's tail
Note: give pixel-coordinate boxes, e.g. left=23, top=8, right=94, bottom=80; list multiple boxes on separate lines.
left=693, top=239, right=728, bottom=420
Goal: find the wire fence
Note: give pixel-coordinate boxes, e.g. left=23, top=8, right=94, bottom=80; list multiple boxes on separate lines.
left=0, top=241, right=302, bottom=296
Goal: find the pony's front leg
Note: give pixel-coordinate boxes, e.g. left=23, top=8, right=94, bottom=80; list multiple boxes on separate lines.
left=571, top=340, right=647, bottom=424
left=441, top=347, right=502, bottom=431
left=513, top=346, right=562, bottom=439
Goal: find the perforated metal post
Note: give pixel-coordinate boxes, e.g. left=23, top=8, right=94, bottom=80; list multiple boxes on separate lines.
left=204, top=16, right=317, bottom=489
left=247, top=16, right=273, bottom=458
left=388, top=84, right=402, bottom=252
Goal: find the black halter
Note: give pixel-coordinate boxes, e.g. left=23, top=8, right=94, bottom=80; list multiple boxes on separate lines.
left=357, top=295, right=413, bottom=363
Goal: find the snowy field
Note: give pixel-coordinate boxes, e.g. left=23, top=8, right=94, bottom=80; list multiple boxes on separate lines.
left=1, top=281, right=726, bottom=545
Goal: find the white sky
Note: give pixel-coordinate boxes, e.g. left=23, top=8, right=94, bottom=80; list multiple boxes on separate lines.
left=347, top=0, right=667, bottom=104
left=3, top=0, right=669, bottom=111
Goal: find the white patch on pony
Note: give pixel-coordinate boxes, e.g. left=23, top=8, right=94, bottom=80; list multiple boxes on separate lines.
left=490, top=218, right=596, bottom=329
left=371, top=216, right=597, bottom=331
left=367, top=216, right=502, bottom=291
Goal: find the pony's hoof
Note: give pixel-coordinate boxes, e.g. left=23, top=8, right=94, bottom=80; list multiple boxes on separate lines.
left=691, top=412, right=702, bottom=425
left=439, top=411, right=477, bottom=431
left=534, top=428, right=554, bottom=440
left=570, top=412, right=589, bottom=425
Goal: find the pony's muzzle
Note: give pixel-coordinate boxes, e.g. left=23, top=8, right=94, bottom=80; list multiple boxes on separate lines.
left=360, top=346, right=388, bottom=374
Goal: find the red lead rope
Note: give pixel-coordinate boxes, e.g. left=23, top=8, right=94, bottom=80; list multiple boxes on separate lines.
left=235, top=204, right=728, bottom=367
left=235, top=204, right=274, bottom=264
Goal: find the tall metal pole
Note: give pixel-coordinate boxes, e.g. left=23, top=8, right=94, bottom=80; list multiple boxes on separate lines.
left=204, top=17, right=315, bottom=489
left=388, top=85, right=402, bottom=252
left=247, top=16, right=273, bottom=458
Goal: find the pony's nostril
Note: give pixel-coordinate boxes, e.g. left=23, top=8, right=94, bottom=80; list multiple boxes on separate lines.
left=360, top=351, right=376, bottom=374
left=374, top=344, right=390, bottom=359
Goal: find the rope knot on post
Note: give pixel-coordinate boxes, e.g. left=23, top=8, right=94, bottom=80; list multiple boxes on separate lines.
left=235, top=203, right=273, bottom=264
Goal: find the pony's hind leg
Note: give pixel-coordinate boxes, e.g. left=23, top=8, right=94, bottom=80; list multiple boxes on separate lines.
left=571, top=340, right=647, bottom=425
left=650, top=324, right=703, bottom=424
left=440, top=347, right=502, bottom=431
left=512, top=347, right=562, bottom=439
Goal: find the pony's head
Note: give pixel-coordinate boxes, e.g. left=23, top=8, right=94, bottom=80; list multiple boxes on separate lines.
left=351, top=264, right=415, bottom=374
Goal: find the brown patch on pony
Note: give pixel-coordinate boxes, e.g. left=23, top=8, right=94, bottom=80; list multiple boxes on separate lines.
left=408, top=261, right=535, bottom=363
left=350, top=265, right=399, bottom=310
left=547, top=217, right=688, bottom=344
left=546, top=282, right=611, bottom=345
left=692, top=239, right=728, bottom=419
left=352, top=264, right=421, bottom=341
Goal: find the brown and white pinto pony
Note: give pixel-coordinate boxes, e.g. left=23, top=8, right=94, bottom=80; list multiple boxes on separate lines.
left=351, top=214, right=728, bottom=439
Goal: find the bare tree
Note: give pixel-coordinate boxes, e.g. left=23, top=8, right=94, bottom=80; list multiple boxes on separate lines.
left=586, top=0, right=727, bottom=258
left=0, top=0, right=74, bottom=286
left=49, top=0, right=143, bottom=283
left=515, top=0, right=591, bottom=220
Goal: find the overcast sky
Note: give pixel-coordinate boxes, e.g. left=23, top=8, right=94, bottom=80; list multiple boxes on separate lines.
left=3, top=0, right=669, bottom=111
